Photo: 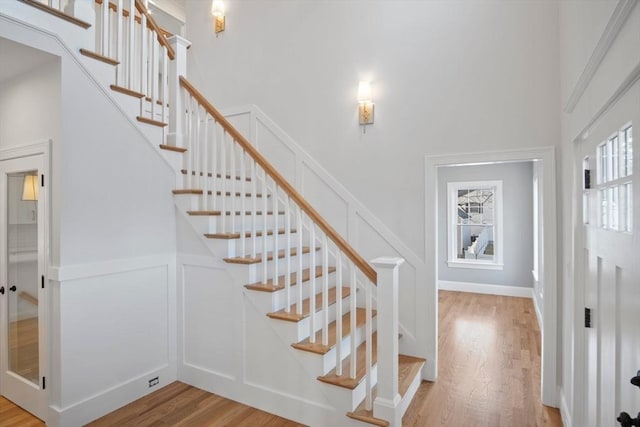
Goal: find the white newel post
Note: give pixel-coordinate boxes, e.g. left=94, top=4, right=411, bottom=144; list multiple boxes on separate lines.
left=64, top=0, right=95, bottom=49
left=371, top=256, right=404, bottom=427
left=167, top=35, right=192, bottom=150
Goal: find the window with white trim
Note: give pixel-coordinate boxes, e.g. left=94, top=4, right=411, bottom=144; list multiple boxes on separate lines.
left=596, top=124, right=633, bottom=232
left=447, top=181, right=503, bottom=270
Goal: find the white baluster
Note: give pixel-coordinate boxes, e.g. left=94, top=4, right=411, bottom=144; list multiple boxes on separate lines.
left=335, top=253, right=343, bottom=376
left=220, top=129, right=227, bottom=232
left=139, top=14, right=147, bottom=110
left=161, top=45, right=168, bottom=129
left=202, top=113, right=209, bottom=211
left=211, top=121, right=219, bottom=211
left=261, top=172, right=269, bottom=277
left=185, top=95, right=193, bottom=189
left=273, top=185, right=279, bottom=299
left=350, top=263, right=357, bottom=378
left=229, top=139, right=236, bottom=234
left=296, top=207, right=304, bottom=316
left=195, top=105, right=201, bottom=192
left=309, top=224, right=316, bottom=343
left=127, top=0, right=135, bottom=89
left=115, top=0, right=123, bottom=85
left=365, top=276, right=372, bottom=411
left=101, top=0, right=109, bottom=55
left=240, top=149, right=247, bottom=254
left=250, top=159, right=257, bottom=258
left=322, top=232, right=329, bottom=346
left=150, top=38, right=158, bottom=121
left=284, top=196, right=292, bottom=311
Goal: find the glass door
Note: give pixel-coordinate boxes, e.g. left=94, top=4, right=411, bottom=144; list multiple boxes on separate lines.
left=0, top=155, right=47, bottom=422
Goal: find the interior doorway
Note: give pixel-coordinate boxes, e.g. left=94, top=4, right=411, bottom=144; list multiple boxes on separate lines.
left=424, top=147, right=558, bottom=406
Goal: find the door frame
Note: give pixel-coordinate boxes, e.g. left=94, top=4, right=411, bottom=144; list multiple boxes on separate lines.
left=0, top=139, right=51, bottom=421
left=424, top=146, right=558, bottom=406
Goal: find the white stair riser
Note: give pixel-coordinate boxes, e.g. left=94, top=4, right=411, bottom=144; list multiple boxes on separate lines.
left=174, top=193, right=273, bottom=212
left=296, top=316, right=376, bottom=376
left=186, top=214, right=286, bottom=235
left=180, top=176, right=260, bottom=193
left=204, top=232, right=306, bottom=258
left=279, top=293, right=353, bottom=340
left=242, top=276, right=339, bottom=314
left=319, top=364, right=378, bottom=412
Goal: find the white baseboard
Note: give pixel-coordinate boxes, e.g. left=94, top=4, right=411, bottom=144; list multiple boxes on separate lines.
left=560, top=389, right=572, bottom=427
left=47, top=365, right=175, bottom=427
left=438, top=280, right=533, bottom=298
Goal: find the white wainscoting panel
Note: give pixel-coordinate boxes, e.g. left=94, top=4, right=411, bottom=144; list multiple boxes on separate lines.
left=52, top=256, right=175, bottom=426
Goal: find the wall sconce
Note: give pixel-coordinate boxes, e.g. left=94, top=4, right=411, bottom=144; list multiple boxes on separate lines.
left=357, top=81, right=374, bottom=129
left=22, top=174, right=38, bottom=201
left=211, top=0, right=225, bottom=34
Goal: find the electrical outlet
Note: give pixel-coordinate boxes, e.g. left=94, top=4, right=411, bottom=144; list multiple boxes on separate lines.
left=148, top=376, right=159, bottom=388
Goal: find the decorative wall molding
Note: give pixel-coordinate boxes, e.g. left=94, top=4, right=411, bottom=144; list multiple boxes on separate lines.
left=49, top=253, right=175, bottom=281
left=564, top=0, right=637, bottom=114
left=438, top=280, right=533, bottom=298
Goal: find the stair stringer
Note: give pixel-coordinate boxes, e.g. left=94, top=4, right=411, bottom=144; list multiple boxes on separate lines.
left=176, top=195, right=392, bottom=426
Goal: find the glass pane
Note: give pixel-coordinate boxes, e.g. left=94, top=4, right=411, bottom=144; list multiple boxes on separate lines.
left=599, top=143, right=607, bottom=184
left=609, top=186, right=618, bottom=231
left=600, top=188, right=608, bottom=228
left=624, top=126, right=633, bottom=177
left=611, top=136, right=619, bottom=181
left=7, top=171, right=39, bottom=385
left=626, top=183, right=633, bottom=232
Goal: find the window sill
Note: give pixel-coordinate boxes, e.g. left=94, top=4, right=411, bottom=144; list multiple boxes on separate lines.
left=447, top=260, right=504, bottom=271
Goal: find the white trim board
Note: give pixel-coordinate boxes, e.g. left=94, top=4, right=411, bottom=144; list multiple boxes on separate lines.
left=564, top=0, right=637, bottom=113
left=438, top=280, right=533, bottom=298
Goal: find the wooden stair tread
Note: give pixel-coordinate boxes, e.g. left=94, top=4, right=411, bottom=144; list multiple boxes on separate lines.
left=181, top=169, right=252, bottom=182
left=345, top=355, right=426, bottom=425
left=137, top=116, right=167, bottom=127
left=79, top=49, right=119, bottom=65
left=159, top=144, right=187, bottom=153
left=205, top=228, right=296, bottom=240
left=245, top=266, right=336, bottom=292
left=20, top=0, right=92, bottom=28
left=292, top=308, right=371, bottom=355
left=268, top=286, right=351, bottom=322
left=223, top=246, right=318, bottom=265
left=187, top=210, right=284, bottom=216
left=172, top=189, right=265, bottom=198
left=111, top=84, right=145, bottom=98
left=317, top=331, right=377, bottom=388
left=398, top=354, right=426, bottom=396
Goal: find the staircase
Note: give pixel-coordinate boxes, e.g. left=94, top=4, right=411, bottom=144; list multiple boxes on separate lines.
left=7, top=1, right=426, bottom=425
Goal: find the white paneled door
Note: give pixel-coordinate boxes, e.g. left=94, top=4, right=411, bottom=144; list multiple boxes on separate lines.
left=578, top=81, right=639, bottom=427
left=0, top=154, right=47, bottom=422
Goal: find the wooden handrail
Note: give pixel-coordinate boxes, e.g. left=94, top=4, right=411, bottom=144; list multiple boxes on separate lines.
left=19, top=291, right=38, bottom=306
left=179, top=76, right=377, bottom=284
left=134, top=0, right=175, bottom=60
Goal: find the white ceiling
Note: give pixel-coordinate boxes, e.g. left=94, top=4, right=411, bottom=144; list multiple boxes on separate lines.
left=0, top=38, right=58, bottom=84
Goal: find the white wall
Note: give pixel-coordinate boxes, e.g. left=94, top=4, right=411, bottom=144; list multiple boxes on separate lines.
left=0, top=58, right=60, bottom=148
left=437, top=162, right=533, bottom=288
left=185, top=0, right=561, bottom=263
left=0, top=9, right=178, bottom=425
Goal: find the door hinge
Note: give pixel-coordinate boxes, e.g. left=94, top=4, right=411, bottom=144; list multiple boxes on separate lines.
left=585, top=307, right=592, bottom=328
left=41, top=275, right=45, bottom=289
left=41, top=174, right=44, bottom=187
left=42, top=376, right=46, bottom=390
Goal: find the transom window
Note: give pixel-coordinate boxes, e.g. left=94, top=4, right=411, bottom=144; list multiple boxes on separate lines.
left=447, top=181, right=503, bottom=270
left=596, top=124, right=632, bottom=232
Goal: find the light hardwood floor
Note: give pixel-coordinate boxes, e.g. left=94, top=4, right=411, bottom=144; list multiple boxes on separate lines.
left=402, top=290, right=563, bottom=426
left=2, top=290, right=562, bottom=426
